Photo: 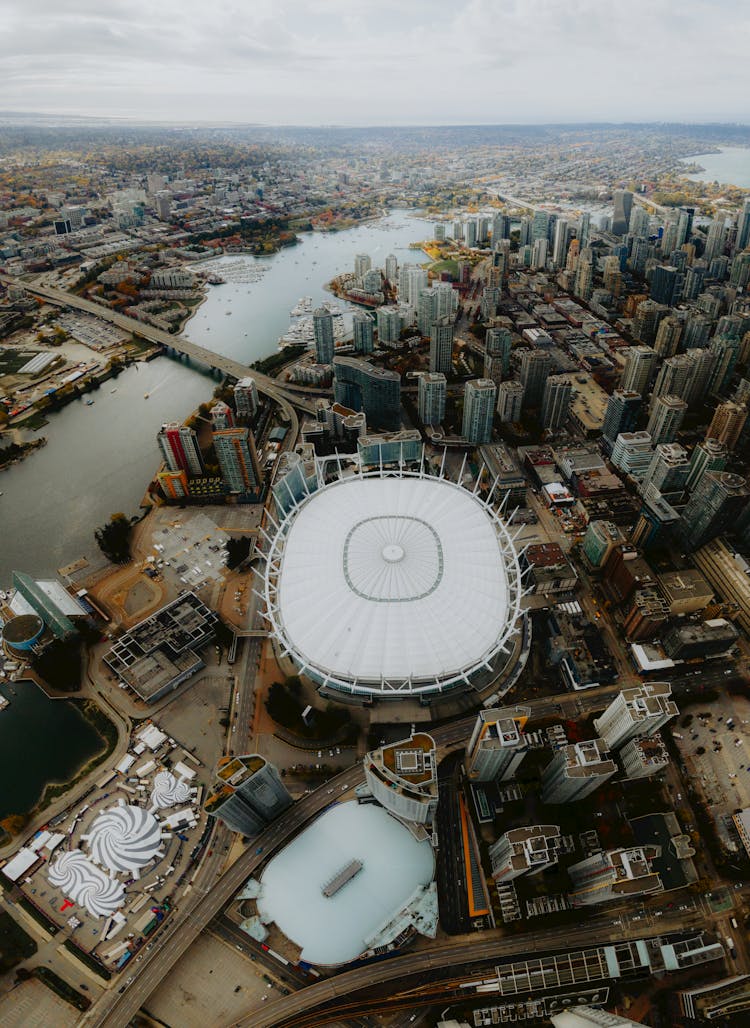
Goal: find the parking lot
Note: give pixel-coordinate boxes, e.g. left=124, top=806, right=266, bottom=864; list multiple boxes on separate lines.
left=673, top=691, right=750, bottom=851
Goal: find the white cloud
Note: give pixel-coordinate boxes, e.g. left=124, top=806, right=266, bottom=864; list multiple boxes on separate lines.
left=1, top=0, right=748, bottom=123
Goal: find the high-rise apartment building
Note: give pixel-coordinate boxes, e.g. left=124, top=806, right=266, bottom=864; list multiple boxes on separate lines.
left=602, top=390, right=641, bottom=449
left=520, top=350, right=553, bottom=407
left=679, top=471, right=750, bottom=550
left=594, top=683, right=677, bottom=751
left=489, top=825, right=561, bottom=882
left=484, top=326, right=512, bottom=384
left=462, top=379, right=496, bottom=444
left=641, top=443, right=690, bottom=500
left=496, top=380, right=524, bottom=423
left=204, top=754, right=292, bottom=835
left=332, top=356, right=401, bottom=431
left=708, top=335, right=741, bottom=395
left=645, top=394, right=687, bottom=445
left=376, top=306, right=402, bottom=344
left=707, top=400, right=748, bottom=450
left=465, top=707, right=530, bottom=782
left=352, top=311, right=375, bottom=354
left=686, top=438, right=728, bottom=491
left=384, top=253, right=398, bottom=283
left=233, top=377, right=259, bottom=422
left=213, top=426, right=261, bottom=495
left=313, top=307, right=335, bottom=365
left=430, top=317, right=455, bottom=375
left=158, top=422, right=204, bottom=477
left=363, top=732, right=438, bottom=826
left=582, top=521, right=625, bottom=568
left=541, top=375, right=572, bottom=431
left=417, top=372, right=446, bottom=426
left=541, top=739, right=617, bottom=804
left=736, top=198, right=750, bottom=252
left=619, top=736, right=670, bottom=780
left=552, top=219, right=569, bottom=267
left=621, top=346, right=657, bottom=395
left=568, top=846, right=663, bottom=907
left=354, top=253, right=371, bottom=279
left=653, top=316, right=682, bottom=358
left=610, top=431, right=653, bottom=479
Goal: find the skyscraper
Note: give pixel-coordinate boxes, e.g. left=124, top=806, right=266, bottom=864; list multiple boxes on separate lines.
left=332, top=356, right=401, bottom=431
left=679, top=471, right=750, bottom=550
left=686, top=438, right=728, bottom=491
left=496, top=380, right=524, bottom=423
left=706, top=400, right=748, bottom=450
left=363, top=732, right=438, bottom=826
left=578, top=212, right=591, bottom=250
left=429, top=317, right=454, bottom=375
left=610, top=431, right=653, bottom=479
left=520, top=350, right=553, bottom=407
left=621, top=346, right=657, bottom=395
left=484, top=326, right=512, bottom=385
left=653, top=315, right=682, bottom=358
left=417, top=287, right=439, bottom=336
left=632, top=300, right=667, bottom=345
left=313, top=307, right=335, bottom=365
left=540, top=739, right=617, bottom=804
left=602, top=390, right=641, bottom=449
left=462, top=379, right=496, bottom=444
left=384, top=254, right=398, bottom=283
left=352, top=311, right=375, bottom=354
left=354, top=253, right=372, bottom=279
left=204, top=754, right=292, bottom=835
left=707, top=335, right=741, bottom=396
left=612, top=190, right=633, bottom=235
left=417, top=372, right=446, bottom=426
left=541, top=375, right=572, bottom=431
left=158, top=422, right=204, bottom=477
left=736, top=198, right=750, bottom=252
left=641, top=443, right=690, bottom=500
left=650, top=265, right=681, bottom=306
left=213, top=426, right=261, bottom=495
left=465, top=707, right=530, bottom=782
left=646, top=394, right=687, bottom=445
left=489, top=825, right=561, bottom=883
left=593, top=683, right=677, bottom=751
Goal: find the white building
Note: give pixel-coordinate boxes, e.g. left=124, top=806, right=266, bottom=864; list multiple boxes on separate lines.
left=465, top=706, right=530, bottom=782
left=489, top=825, right=561, bottom=882
left=619, top=736, right=670, bottom=779
left=594, top=683, right=677, bottom=752
left=364, top=732, right=438, bottom=826
left=568, top=846, right=663, bottom=907
left=541, top=739, right=617, bottom=804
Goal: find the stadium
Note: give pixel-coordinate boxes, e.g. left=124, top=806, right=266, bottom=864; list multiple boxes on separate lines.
left=262, top=466, right=526, bottom=703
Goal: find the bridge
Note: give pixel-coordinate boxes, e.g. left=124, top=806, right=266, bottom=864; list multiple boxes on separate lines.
left=0, top=275, right=319, bottom=419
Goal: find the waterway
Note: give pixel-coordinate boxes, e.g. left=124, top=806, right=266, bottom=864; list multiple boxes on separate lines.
left=0, top=681, right=103, bottom=820
left=682, top=148, right=750, bottom=189
left=0, top=211, right=429, bottom=585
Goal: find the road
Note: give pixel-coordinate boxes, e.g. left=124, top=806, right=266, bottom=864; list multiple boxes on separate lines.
left=234, top=907, right=713, bottom=1028
left=81, top=763, right=367, bottom=1028
left=0, top=275, right=316, bottom=424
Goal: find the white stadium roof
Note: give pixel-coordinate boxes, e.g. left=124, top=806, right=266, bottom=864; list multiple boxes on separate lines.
left=264, top=471, right=524, bottom=698
left=256, top=802, right=433, bottom=966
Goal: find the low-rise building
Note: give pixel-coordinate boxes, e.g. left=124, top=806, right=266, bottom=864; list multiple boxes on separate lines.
left=104, top=593, right=217, bottom=703
left=657, top=569, right=714, bottom=615
left=524, top=543, right=578, bottom=595
left=662, top=618, right=738, bottom=660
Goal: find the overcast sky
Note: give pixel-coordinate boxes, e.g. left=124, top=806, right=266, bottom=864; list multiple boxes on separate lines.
left=2, top=0, right=749, bottom=125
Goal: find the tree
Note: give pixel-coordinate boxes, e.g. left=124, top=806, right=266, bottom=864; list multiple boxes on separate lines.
left=95, top=513, right=132, bottom=564
left=226, top=536, right=252, bottom=570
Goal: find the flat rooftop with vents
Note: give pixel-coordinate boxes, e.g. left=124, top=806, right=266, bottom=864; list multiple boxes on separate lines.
left=104, top=592, right=217, bottom=703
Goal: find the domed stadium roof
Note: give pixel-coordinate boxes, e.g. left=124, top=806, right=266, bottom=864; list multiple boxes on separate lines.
left=263, top=471, right=524, bottom=698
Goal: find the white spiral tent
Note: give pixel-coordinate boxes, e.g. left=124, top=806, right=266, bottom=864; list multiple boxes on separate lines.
left=263, top=469, right=525, bottom=699
left=48, top=850, right=126, bottom=918
left=149, top=770, right=192, bottom=812
left=81, top=802, right=163, bottom=878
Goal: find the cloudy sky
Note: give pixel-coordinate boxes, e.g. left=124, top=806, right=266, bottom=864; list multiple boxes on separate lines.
left=2, top=0, right=748, bottom=124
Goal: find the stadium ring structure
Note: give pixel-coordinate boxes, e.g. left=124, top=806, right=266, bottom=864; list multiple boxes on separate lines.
left=261, top=462, right=528, bottom=703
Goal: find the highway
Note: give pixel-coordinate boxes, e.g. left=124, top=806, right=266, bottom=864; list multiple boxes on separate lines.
left=232, top=907, right=712, bottom=1028
left=0, top=274, right=317, bottom=421
left=81, top=762, right=367, bottom=1028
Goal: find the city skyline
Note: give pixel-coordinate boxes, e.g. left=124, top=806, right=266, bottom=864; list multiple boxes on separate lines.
left=3, top=0, right=750, bottom=124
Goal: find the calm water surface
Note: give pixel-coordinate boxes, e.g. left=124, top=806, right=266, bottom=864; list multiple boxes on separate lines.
left=682, top=148, right=750, bottom=189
